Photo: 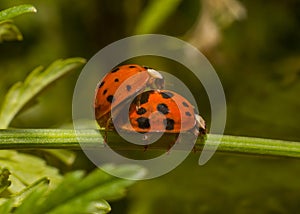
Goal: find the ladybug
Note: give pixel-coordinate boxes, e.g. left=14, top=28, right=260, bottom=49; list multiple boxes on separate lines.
left=118, top=90, right=206, bottom=136
left=95, top=64, right=164, bottom=129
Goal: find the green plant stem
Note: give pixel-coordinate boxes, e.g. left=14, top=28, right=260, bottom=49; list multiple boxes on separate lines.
left=0, top=129, right=299, bottom=159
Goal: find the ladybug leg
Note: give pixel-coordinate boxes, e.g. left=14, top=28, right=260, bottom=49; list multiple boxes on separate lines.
left=167, top=143, right=174, bottom=154
left=166, top=133, right=178, bottom=154
left=192, top=142, right=197, bottom=153
left=192, top=127, right=199, bottom=138
left=104, top=117, right=113, bottom=144
left=175, top=133, right=180, bottom=143
left=186, top=128, right=197, bottom=153
left=167, top=143, right=172, bottom=153
left=192, top=145, right=199, bottom=153
left=142, top=133, right=149, bottom=152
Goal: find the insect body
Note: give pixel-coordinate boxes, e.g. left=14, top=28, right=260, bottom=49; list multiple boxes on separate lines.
left=119, top=90, right=206, bottom=136
left=95, top=64, right=164, bottom=128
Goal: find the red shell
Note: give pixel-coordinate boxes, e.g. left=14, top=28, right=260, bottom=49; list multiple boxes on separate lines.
left=95, top=64, right=163, bottom=127
left=119, top=90, right=204, bottom=133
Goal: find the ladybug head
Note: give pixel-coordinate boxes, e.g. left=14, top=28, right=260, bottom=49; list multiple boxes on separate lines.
left=195, top=114, right=206, bottom=134
left=146, top=68, right=164, bottom=89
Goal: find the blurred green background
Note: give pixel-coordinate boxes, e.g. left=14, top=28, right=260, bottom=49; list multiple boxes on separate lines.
left=1, top=0, right=300, bottom=213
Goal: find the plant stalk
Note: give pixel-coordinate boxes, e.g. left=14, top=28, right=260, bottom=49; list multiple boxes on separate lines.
left=0, top=129, right=299, bottom=159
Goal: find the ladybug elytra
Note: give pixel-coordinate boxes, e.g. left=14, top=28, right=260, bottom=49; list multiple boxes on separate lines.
left=118, top=90, right=206, bottom=136
left=95, top=64, right=164, bottom=128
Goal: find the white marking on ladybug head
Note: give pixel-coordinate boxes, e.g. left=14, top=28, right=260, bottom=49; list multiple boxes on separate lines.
left=195, top=114, right=206, bottom=130
left=147, top=68, right=163, bottom=79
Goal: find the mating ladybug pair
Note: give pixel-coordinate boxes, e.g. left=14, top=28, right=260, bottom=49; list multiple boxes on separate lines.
left=94, top=64, right=206, bottom=139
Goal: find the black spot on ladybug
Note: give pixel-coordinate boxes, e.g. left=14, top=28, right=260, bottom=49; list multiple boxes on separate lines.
left=106, top=95, right=114, bottom=103
left=111, top=67, right=119, bottom=73
left=103, top=89, right=107, bottom=95
left=137, top=107, right=147, bottom=115
left=161, top=92, right=174, bottom=99
left=140, top=92, right=150, bottom=104
left=114, top=78, right=119, bottom=82
left=164, top=118, right=175, bottom=130
left=126, top=85, right=132, bottom=91
left=182, top=101, right=189, bottom=107
left=157, top=103, right=169, bottom=114
left=185, top=112, right=192, bottom=117
left=129, top=65, right=136, bottom=68
left=99, top=81, right=105, bottom=88
left=136, top=117, right=150, bottom=129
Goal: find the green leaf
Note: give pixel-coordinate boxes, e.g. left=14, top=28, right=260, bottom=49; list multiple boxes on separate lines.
left=0, top=150, right=62, bottom=195
left=0, top=20, right=23, bottom=43
left=50, top=199, right=111, bottom=214
left=14, top=184, right=48, bottom=214
left=134, top=0, right=182, bottom=34
left=0, top=4, right=37, bottom=21
left=0, top=58, right=86, bottom=129
left=0, top=178, right=49, bottom=213
left=11, top=165, right=145, bottom=214
left=12, top=177, right=49, bottom=209
left=42, top=149, right=76, bottom=166
left=0, top=198, right=14, bottom=214
left=40, top=165, right=145, bottom=213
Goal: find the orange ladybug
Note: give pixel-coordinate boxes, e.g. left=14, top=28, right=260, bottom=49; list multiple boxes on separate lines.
left=95, top=64, right=164, bottom=128
left=118, top=90, right=206, bottom=136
